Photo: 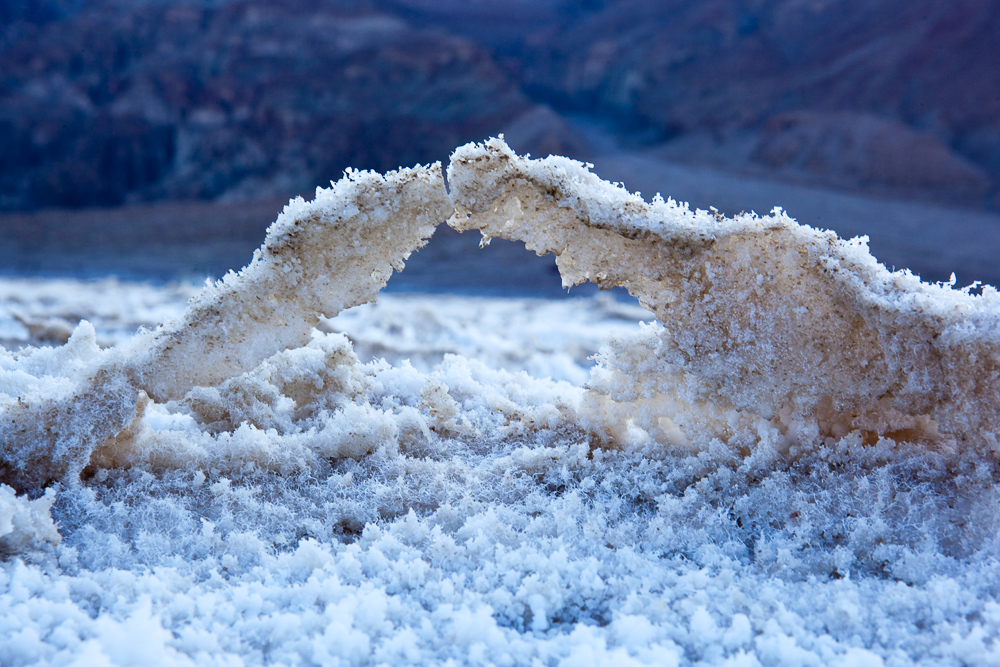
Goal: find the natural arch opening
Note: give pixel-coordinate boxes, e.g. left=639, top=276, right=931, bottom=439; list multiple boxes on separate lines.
left=384, top=224, right=625, bottom=300
left=3, top=137, right=1000, bottom=493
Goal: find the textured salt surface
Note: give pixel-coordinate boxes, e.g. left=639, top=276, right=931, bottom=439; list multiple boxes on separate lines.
left=2, top=141, right=1000, bottom=665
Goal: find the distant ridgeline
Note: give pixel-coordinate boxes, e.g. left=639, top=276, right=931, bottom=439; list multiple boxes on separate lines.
left=2, top=138, right=999, bottom=500
left=1, top=0, right=998, bottom=210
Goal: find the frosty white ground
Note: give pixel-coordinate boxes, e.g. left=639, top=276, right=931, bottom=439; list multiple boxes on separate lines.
left=2, top=140, right=1000, bottom=665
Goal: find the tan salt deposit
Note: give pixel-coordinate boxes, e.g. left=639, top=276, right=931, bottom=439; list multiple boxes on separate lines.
left=3, top=137, right=999, bottom=491
left=449, top=138, right=1000, bottom=454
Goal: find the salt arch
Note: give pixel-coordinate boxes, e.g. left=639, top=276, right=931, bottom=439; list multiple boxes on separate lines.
left=3, top=137, right=1000, bottom=496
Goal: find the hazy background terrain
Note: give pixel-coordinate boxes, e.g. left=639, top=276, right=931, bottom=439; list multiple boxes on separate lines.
left=2, top=0, right=999, bottom=291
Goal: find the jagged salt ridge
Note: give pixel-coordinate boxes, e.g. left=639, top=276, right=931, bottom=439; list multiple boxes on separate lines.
left=449, top=138, right=1000, bottom=453
left=1, top=164, right=449, bottom=489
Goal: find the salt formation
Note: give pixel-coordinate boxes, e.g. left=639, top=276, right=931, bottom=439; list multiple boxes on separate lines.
left=1, top=165, right=450, bottom=489
left=448, top=138, right=1000, bottom=453
left=0, top=485, right=59, bottom=553
left=4, top=138, right=1000, bottom=490
left=132, top=164, right=450, bottom=402
left=3, top=141, right=1000, bottom=665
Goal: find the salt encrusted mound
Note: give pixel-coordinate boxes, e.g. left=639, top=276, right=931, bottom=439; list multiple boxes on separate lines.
left=1, top=164, right=450, bottom=490
left=131, top=163, right=451, bottom=402
left=448, top=137, right=1000, bottom=453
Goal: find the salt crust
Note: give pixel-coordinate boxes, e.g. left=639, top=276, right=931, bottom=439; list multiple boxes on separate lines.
left=448, top=138, right=1000, bottom=455
left=2, top=140, right=1000, bottom=664
left=0, top=485, right=59, bottom=553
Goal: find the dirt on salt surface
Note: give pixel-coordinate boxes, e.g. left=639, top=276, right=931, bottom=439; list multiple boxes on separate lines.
left=2, top=140, right=1000, bottom=665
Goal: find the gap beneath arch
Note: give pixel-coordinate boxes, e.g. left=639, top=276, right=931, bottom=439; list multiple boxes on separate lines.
left=385, top=224, right=633, bottom=300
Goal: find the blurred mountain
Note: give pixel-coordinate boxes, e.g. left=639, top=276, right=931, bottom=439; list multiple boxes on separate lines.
left=1, top=0, right=998, bottom=211
left=0, top=0, right=531, bottom=208
left=495, top=0, right=1000, bottom=208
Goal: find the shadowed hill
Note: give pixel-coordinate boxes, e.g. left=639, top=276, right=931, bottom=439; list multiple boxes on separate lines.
left=0, top=0, right=529, bottom=209
left=2, top=0, right=1000, bottom=213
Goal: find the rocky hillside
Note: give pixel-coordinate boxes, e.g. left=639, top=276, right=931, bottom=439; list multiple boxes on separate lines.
left=1, top=0, right=998, bottom=211
left=492, top=0, right=1000, bottom=208
left=0, top=0, right=531, bottom=209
